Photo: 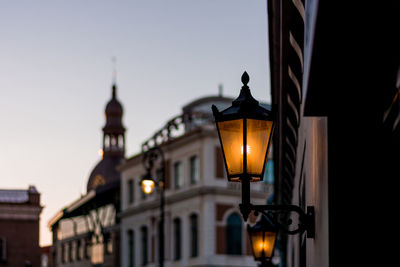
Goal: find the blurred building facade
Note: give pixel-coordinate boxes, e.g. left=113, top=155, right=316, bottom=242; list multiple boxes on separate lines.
left=0, top=186, right=43, bottom=267
left=48, top=83, right=126, bottom=267
left=118, top=95, right=274, bottom=267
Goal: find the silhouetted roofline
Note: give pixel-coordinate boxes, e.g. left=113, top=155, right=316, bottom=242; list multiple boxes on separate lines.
left=182, top=95, right=234, bottom=113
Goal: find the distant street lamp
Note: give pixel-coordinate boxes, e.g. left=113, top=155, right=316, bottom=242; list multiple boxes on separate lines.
left=212, top=72, right=315, bottom=243
left=141, top=146, right=165, bottom=267
left=247, top=215, right=278, bottom=266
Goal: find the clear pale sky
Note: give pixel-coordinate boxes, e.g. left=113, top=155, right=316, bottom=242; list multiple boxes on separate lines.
left=0, top=0, right=270, bottom=246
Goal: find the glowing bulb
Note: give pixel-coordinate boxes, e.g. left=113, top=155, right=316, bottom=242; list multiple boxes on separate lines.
left=141, top=180, right=155, bottom=194
left=258, top=241, right=269, bottom=251
left=241, top=145, right=251, bottom=155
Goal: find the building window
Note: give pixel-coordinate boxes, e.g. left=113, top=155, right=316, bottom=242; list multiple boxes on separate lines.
left=264, top=160, right=274, bottom=184
left=156, top=168, right=164, bottom=183
left=76, top=239, right=82, bottom=260
left=226, top=213, right=242, bottom=255
left=41, top=254, right=48, bottom=267
left=141, top=226, right=148, bottom=265
left=63, top=243, right=68, bottom=263
left=174, top=162, right=183, bottom=189
left=173, top=218, right=181, bottom=260
left=128, top=179, right=134, bottom=204
left=190, top=156, right=199, bottom=185
left=105, top=233, right=113, bottom=254
left=128, top=230, right=134, bottom=267
left=71, top=241, right=77, bottom=262
left=0, top=237, right=6, bottom=262
left=85, top=237, right=91, bottom=259
left=190, top=214, right=198, bottom=257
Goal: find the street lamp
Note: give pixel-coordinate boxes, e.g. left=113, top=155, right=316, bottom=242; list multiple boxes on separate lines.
left=211, top=71, right=275, bottom=184
left=212, top=72, right=315, bottom=239
left=141, top=146, right=165, bottom=267
left=247, top=216, right=277, bottom=266
left=141, top=171, right=156, bottom=194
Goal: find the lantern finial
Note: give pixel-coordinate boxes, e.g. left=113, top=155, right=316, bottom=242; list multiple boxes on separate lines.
left=242, top=71, right=249, bottom=86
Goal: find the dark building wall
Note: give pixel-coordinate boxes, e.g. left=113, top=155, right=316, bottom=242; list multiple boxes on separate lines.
left=0, top=219, right=41, bottom=267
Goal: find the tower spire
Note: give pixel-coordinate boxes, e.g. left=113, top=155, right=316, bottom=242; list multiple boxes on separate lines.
left=112, top=56, right=117, bottom=86
left=112, top=84, right=117, bottom=99
left=111, top=56, right=117, bottom=99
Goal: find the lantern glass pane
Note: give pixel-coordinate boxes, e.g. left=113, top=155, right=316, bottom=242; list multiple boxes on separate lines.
left=246, top=119, right=274, bottom=179
left=217, top=119, right=244, bottom=176
left=250, top=230, right=276, bottom=260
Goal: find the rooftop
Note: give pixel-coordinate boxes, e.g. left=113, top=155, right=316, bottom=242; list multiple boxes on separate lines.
left=0, top=185, right=38, bottom=203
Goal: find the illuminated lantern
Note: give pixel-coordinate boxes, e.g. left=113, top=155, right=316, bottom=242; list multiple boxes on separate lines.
left=141, top=172, right=156, bottom=194
left=247, top=216, right=277, bottom=263
left=212, top=72, right=275, bottom=182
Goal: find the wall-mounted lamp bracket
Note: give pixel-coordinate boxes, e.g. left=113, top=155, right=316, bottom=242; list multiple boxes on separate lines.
left=240, top=203, right=315, bottom=239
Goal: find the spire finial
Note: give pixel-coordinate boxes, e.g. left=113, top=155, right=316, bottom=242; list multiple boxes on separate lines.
left=111, top=56, right=117, bottom=99
left=241, top=71, right=249, bottom=86
left=112, top=84, right=117, bottom=99
left=218, top=83, right=223, bottom=97
left=112, top=56, right=117, bottom=85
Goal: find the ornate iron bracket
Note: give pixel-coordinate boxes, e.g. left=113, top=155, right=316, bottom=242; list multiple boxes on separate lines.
left=142, top=145, right=163, bottom=168
left=240, top=203, right=315, bottom=238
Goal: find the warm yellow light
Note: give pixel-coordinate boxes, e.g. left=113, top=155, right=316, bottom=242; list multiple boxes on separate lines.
left=257, top=241, right=270, bottom=251
left=217, top=119, right=244, bottom=177
left=241, top=145, right=251, bottom=155
left=217, top=118, right=274, bottom=182
left=98, top=149, right=104, bottom=156
left=249, top=230, right=277, bottom=260
left=141, top=179, right=155, bottom=194
left=246, top=119, right=274, bottom=176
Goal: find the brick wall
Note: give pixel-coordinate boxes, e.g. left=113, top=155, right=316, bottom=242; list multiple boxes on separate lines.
left=0, top=219, right=41, bottom=267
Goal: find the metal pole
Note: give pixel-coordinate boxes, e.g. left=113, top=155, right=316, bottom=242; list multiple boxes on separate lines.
left=142, top=146, right=166, bottom=267
left=159, top=179, right=165, bottom=267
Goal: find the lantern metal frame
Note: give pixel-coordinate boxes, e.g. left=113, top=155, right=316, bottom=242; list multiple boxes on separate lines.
left=212, top=72, right=315, bottom=239
left=247, top=215, right=278, bottom=265
left=212, top=71, right=275, bottom=183
left=141, top=146, right=166, bottom=267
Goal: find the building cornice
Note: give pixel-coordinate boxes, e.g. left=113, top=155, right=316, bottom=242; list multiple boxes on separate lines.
left=117, top=126, right=218, bottom=172
left=118, top=184, right=271, bottom=219
left=0, top=204, right=42, bottom=220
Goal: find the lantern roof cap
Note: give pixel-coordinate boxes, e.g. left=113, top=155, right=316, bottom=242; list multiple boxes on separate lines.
left=212, top=72, right=274, bottom=121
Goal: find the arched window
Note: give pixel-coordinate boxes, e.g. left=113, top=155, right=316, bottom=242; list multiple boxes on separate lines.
left=173, top=218, right=181, bottom=260
left=111, top=135, right=117, bottom=146
left=118, top=135, right=124, bottom=148
left=104, top=135, right=110, bottom=148
left=128, top=230, right=134, bottom=267
left=190, top=214, right=198, bottom=257
left=226, top=213, right=242, bottom=255
left=141, top=226, right=148, bottom=265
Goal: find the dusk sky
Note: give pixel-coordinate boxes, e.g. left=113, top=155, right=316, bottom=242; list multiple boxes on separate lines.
left=0, top=0, right=270, bottom=246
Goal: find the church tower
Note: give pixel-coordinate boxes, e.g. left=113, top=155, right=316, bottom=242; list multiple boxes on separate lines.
left=86, top=82, right=126, bottom=192
left=103, top=83, right=126, bottom=157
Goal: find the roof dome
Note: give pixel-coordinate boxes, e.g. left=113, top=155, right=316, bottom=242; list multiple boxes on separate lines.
left=87, top=157, right=123, bottom=192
